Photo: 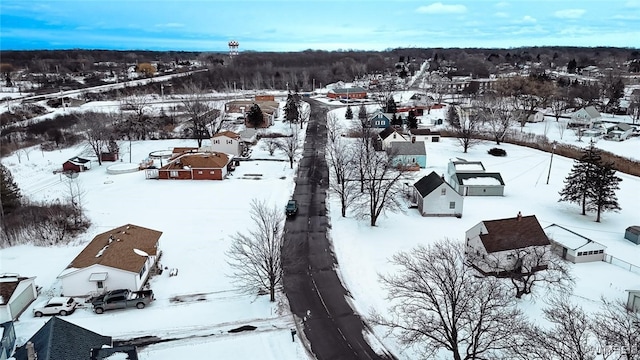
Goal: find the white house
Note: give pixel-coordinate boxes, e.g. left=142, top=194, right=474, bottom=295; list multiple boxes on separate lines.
left=544, top=224, right=606, bottom=263
left=447, top=159, right=504, bottom=196
left=412, top=171, right=463, bottom=217
left=58, top=224, right=162, bottom=297
left=409, top=128, right=441, bottom=143
left=377, top=126, right=408, bottom=150
left=208, top=131, right=244, bottom=157
left=0, top=275, right=37, bottom=323
left=527, top=110, right=545, bottom=123
left=605, top=123, right=633, bottom=141
left=465, top=213, right=551, bottom=275
left=569, top=106, right=601, bottom=127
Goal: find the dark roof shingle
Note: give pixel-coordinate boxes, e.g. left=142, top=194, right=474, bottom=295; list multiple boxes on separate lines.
left=414, top=171, right=447, bottom=197
left=479, top=215, right=550, bottom=253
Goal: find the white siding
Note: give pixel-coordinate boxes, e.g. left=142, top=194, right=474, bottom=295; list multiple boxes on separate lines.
left=209, top=135, right=242, bottom=156
left=419, top=184, right=463, bottom=216
left=60, top=265, right=138, bottom=297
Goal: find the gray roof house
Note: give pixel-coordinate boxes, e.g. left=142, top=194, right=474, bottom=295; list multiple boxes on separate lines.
left=412, top=171, right=463, bottom=217
left=388, top=141, right=427, bottom=169
left=544, top=224, right=606, bottom=263
left=446, top=159, right=504, bottom=196
left=605, top=123, right=633, bottom=141
left=569, top=106, right=601, bottom=127
left=13, top=317, right=112, bottom=360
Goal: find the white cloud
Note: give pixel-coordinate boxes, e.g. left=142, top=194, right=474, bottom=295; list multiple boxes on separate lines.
left=494, top=12, right=509, bottom=18
left=554, top=9, right=586, bottom=19
left=416, top=2, right=467, bottom=14
left=494, top=1, right=510, bottom=8
left=625, top=0, right=640, bottom=7
left=520, top=15, right=537, bottom=23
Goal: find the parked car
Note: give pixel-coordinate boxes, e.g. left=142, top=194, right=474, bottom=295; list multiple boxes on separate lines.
left=91, top=289, right=154, bottom=314
left=286, top=199, right=298, bottom=217
left=33, top=297, right=77, bottom=317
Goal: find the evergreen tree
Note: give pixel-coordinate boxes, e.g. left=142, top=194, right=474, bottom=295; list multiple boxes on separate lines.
left=559, top=141, right=601, bottom=215
left=567, top=58, right=577, bottom=74
left=345, top=105, right=353, bottom=119
left=246, top=104, right=264, bottom=128
left=358, top=104, right=368, bottom=122
left=588, top=163, right=622, bottom=222
left=284, top=92, right=300, bottom=123
left=0, top=164, right=21, bottom=216
left=385, top=98, right=397, bottom=113
left=391, top=113, right=401, bottom=126
left=407, top=111, right=418, bottom=129
left=446, top=105, right=461, bottom=129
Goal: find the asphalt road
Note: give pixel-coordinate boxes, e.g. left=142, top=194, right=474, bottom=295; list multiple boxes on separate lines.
left=283, top=99, right=395, bottom=360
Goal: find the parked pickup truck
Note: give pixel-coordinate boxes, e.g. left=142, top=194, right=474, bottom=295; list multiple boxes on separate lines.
left=91, top=289, right=154, bottom=314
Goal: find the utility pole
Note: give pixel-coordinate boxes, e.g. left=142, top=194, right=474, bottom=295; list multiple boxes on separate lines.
left=546, top=141, right=557, bottom=185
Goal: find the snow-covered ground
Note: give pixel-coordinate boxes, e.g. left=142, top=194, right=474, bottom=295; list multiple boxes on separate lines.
left=1, top=91, right=639, bottom=359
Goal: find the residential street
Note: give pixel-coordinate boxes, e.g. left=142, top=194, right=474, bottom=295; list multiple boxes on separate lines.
left=282, top=99, right=394, bottom=360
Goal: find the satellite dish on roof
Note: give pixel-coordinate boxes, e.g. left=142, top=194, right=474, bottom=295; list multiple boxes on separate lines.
left=133, top=248, right=149, bottom=257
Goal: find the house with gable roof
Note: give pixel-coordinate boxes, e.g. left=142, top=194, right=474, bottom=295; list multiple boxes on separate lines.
left=13, top=317, right=112, bottom=360
left=327, top=86, right=367, bottom=100
left=58, top=224, right=162, bottom=297
left=388, top=141, right=427, bottom=169
left=377, top=126, right=408, bottom=150
left=366, top=111, right=393, bottom=128
left=465, top=213, right=551, bottom=275
left=208, top=130, right=244, bottom=156
left=604, top=122, right=633, bottom=141
left=62, top=156, right=91, bottom=173
left=446, top=159, right=505, bottom=196
left=412, top=171, right=463, bottom=217
left=569, top=105, right=601, bottom=127
left=158, top=151, right=231, bottom=180
left=0, top=275, right=37, bottom=323
left=544, top=224, right=606, bottom=263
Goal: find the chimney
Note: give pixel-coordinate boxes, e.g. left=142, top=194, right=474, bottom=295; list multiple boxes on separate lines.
left=517, top=211, right=522, bottom=221
left=26, top=341, right=37, bottom=360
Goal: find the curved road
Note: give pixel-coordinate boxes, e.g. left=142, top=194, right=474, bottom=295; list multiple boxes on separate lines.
left=283, top=99, right=395, bottom=360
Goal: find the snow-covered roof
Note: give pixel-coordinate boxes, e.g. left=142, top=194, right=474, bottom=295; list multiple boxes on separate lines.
left=461, top=176, right=502, bottom=186
left=545, top=224, right=606, bottom=251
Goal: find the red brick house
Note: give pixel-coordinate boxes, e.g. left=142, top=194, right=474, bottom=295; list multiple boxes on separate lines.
left=158, top=152, right=231, bottom=180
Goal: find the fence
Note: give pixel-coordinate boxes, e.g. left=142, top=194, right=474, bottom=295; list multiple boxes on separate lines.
left=603, top=254, right=640, bottom=276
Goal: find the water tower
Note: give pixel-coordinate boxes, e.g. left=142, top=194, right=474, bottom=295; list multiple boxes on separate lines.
left=228, top=40, right=239, bottom=57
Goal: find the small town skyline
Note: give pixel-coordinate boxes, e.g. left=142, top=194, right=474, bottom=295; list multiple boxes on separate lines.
left=1, top=0, right=639, bottom=52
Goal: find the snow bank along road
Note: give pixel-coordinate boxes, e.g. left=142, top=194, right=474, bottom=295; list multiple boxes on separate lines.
left=282, top=99, right=395, bottom=360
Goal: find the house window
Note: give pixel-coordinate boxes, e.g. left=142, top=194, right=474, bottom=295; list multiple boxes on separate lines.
left=577, top=252, right=582, bottom=256
left=170, top=171, right=178, bottom=178
left=97, top=281, right=104, bottom=289
left=588, top=251, right=594, bottom=255
left=227, top=140, right=233, bottom=144
left=598, top=250, right=604, bottom=254
left=393, top=134, right=396, bottom=139
left=432, top=137, right=439, bottom=142
left=210, top=171, right=215, bottom=174
left=198, top=171, right=203, bottom=174
left=214, top=140, right=220, bottom=144
left=449, top=201, right=455, bottom=209
left=441, top=188, right=446, bottom=195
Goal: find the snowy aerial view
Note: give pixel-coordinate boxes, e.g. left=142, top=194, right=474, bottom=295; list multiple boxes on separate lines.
left=1, top=1, right=640, bottom=360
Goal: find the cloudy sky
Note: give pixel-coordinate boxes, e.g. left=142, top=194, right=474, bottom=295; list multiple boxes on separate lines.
left=1, top=0, right=639, bottom=52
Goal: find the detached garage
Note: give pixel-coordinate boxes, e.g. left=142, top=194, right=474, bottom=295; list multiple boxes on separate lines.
left=0, top=275, right=37, bottom=323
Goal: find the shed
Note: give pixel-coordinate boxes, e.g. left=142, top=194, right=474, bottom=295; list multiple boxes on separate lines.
left=62, top=157, right=91, bottom=173
left=388, top=141, right=427, bottom=169
left=544, top=224, right=606, bottom=263
left=451, top=172, right=505, bottom=196
left=0, top=275, right=37, bottom=323
left=412, top=172, right=463, bottom=217
left=624, top=226, right=640, bottom=245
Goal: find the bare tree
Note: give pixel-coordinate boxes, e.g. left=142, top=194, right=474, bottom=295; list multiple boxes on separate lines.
left=354, top=137, right=408, bottom=226
left=372, top=239, right=529, bottom=360
left=478, top=95, right=513, bottom=145
left=119, top=95, right=152, bottom=162
left=556, top=120, right=568, bottom=140
left=80, top=112, right=110, bottom=166
left=472, top=245, right=574, bottom=299
left=181, top=82, right=216, bottom=147
left=262, top=138, right=280, bottom=156
left=451, top=107, right=482, bottom=153
left=226, top=199, right=285, bottom=302
left=63, top=176, right=86, bottom=228
left=277, top=125, right=300, bottom=169
left=592, top=298, right=640, bottom=359
left=326, top=114, right=358, bottom=217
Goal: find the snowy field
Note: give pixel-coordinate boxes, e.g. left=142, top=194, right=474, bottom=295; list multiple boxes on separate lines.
left=1, top=92, right=639, bottom=359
